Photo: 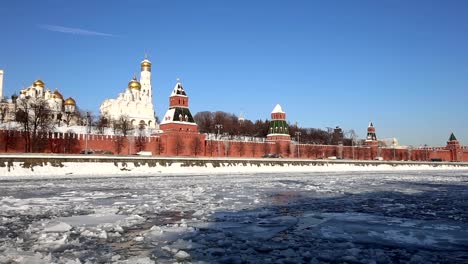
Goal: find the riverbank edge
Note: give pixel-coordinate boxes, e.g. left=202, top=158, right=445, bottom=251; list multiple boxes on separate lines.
left=1, top=154, right=468, bottom=179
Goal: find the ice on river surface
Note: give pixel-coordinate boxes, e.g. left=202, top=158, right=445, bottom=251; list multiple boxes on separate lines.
left=1, top=170, right=468, bottom=263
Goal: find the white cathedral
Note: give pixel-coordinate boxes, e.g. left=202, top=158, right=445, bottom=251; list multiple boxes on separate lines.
left=100, top=57, right=157, bottom=129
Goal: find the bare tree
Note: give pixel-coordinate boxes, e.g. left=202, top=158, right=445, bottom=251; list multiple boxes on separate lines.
left=111, top=118, right=120, bottom=135
left=63, top=130, right=79, bottom=153
left=0, top=105, right=7, bottom=123
left=111, top=115, right=133, bottom=154
left=15, top=98, right=54, bottom=152
left=94, top=114, right=109, bottom=134
left=118, top=115, right=133, bottom=137
left=113, top=136, right=124, bottom=154
left=190, top=136, right=203, bottom=156
left=135, top=124, right=147, bottom=152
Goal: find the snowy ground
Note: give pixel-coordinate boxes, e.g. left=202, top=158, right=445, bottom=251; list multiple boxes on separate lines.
left=1, top=170, right=468, bottom=263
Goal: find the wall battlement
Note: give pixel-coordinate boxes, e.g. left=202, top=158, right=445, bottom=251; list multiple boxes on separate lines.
left=1, top=129, right=466, bottom=162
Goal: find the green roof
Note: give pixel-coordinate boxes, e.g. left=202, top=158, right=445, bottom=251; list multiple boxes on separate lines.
left=172, top=107, right=195, bottom=123
left=449, top=132, right=457, bottom=141
left=269, top=120, right=289, bottom=134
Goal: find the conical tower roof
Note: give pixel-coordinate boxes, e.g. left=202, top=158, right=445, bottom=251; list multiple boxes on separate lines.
left=271, top=104, right=285, bottom=114
left=449, top=132, right=457, bottom=141
left=171, top=79, right=187, bottom=96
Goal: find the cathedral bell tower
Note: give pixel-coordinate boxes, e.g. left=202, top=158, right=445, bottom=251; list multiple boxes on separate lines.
left=140, top=56, right=152, bottom=102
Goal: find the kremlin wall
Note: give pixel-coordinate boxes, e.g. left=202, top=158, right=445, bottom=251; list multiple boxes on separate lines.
left=0, top=58, right=467, bottom=162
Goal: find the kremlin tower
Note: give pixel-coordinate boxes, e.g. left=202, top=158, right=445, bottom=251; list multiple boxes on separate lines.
left=159, top=79, right=198, bottom=133
left=364, top=122, right=378, bottom=146
left=266, top=104, right=291, bottom=141
left=446, top=133, right=462, bottom=162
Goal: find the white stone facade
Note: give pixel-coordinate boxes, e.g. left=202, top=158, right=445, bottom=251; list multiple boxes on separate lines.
left=17, top=79, right=76, bottom=124
left=100, top=58, right=157, bottom=129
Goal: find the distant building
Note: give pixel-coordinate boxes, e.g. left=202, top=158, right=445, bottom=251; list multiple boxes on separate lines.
left=15, top=79, right=78, bottom=125
left=100, top=57, right=157, bottom=129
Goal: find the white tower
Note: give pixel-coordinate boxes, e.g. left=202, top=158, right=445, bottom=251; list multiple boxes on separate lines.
left=0, top=70, right=4, bottom=100
left=140, top=56, right=152, bottom=103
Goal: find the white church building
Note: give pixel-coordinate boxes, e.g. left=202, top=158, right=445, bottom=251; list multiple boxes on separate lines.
left=100, top=57, right=157, bottom=129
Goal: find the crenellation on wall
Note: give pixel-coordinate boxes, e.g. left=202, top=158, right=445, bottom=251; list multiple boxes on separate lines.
left=0, top=128, right=466, bottom=161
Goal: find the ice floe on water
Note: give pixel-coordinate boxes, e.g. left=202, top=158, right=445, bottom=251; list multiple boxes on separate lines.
left=0, top=170, right=467, bottom=263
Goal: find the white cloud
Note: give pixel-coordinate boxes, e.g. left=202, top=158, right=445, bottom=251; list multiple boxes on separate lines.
left=38, top=24, right=115, bottom=37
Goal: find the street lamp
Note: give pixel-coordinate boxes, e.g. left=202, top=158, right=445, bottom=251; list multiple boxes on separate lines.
left=85, top=112, right=90, bottom=154
left=424, top=144, right=428, bottom=161
left=295, top=131, right=301, bottom=158
left=215, top=124, right=223, bottom=157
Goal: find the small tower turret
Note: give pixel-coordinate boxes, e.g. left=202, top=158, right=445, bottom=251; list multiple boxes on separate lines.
left=365, top=122, right=378, bottom=146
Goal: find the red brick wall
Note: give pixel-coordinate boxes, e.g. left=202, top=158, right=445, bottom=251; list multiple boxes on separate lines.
left=0, top=129, right=465, bottom=162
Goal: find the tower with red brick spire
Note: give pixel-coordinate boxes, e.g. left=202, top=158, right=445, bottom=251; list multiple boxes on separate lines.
left=160, top=79, right=198, bottom=133
left=266, top=104, right=291, bottom=141
left=364, top=122, right=378, bottom=146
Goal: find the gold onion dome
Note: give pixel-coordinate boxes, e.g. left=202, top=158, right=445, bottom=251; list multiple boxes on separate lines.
left=64, top=97, right=76, bottom=106
left=33, top=79, right=45, bottom=87
left=141, top=59, right=151, bottom=67
left=53, top=89, right=64, bottom=99
left=128, top=76, right=141, bottom=90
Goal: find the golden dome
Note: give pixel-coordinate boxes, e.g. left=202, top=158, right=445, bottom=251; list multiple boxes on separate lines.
left=53, top=89, right=64, bottom=100
left=33, top=79, right=45, bottom=88
left=141, top=59, right=152, bottom=72
left=141, top=59, right=151, bottom=67
left=128, top=76, right=141, bottom=90
left=64, top=97, right=76, bottom=106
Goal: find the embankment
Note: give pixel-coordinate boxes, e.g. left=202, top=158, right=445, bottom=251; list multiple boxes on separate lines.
left=1, top=154, right=468, bottom=179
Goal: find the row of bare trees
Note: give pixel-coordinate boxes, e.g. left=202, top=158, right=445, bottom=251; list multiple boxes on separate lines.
left=194, top=111, right=356, bottom=145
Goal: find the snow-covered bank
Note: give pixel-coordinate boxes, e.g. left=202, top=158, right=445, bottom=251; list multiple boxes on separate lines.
left=1, top=154, right=468, bottom=179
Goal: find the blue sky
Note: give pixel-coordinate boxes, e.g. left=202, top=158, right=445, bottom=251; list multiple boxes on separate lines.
left=1, top=0, right=467, bottom=146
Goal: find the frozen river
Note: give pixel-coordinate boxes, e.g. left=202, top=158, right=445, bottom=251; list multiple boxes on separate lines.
left=1, top=170, right=468, bottom=263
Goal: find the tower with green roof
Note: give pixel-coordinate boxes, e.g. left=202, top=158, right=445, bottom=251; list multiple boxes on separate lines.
left=446, top=132, right=462, bottom=162
left=266, top=104, right=291, bottom=142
